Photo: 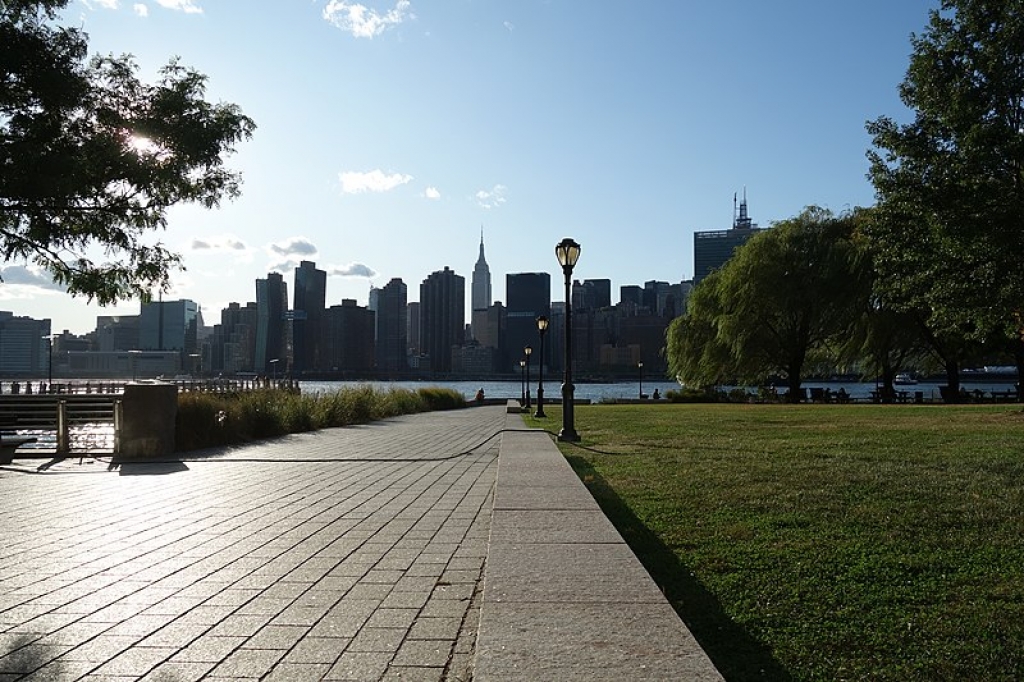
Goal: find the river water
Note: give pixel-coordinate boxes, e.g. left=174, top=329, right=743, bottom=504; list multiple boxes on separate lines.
left=299, top=378, right=1018, bottom=403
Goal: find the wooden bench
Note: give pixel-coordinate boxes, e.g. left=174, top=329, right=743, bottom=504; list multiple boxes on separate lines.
left=0, top=416, right=37, bottom=465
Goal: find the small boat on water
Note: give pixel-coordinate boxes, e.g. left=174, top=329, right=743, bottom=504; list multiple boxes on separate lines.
left=894, top=373, right=918, bottom=385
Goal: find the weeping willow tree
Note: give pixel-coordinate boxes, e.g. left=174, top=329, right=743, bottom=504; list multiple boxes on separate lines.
left=667, top=207, right=868, bottom=402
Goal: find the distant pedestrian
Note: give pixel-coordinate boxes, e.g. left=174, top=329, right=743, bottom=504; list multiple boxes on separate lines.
left=652, top=389, right=661, bottom=400
left=475, top=388, right=485, bottom=403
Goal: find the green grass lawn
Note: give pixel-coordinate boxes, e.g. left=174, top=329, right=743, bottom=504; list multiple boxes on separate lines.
left=526, top=403, right=1024, bottom=681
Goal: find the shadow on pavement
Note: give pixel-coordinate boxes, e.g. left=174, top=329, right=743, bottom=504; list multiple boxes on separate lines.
left=566, top=454, right=792, bottom=682
left=116, top=461, right=190, bottom=475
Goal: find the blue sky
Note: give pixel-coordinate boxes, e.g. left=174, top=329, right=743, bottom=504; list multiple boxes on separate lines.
left=3, top=0, right=938, bottom=334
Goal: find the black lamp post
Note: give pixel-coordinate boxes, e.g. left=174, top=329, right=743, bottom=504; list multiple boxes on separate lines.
left=520, top=359, right=527, bottom=405
left=535, top=316, right=548, bottom=418
left=270, top=358, right=279, bottom=383
left=639, top=360, right=644, bottom=399
left=555, top=237, right=581, bottom=442
left=524, top=345, right=533, bottom=411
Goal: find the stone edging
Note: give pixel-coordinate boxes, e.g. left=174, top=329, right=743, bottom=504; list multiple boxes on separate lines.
left=472, top=412, right=724, bottom=680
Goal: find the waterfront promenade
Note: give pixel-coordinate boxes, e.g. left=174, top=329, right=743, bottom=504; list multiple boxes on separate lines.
left=0, top=405, right=720, bottom=680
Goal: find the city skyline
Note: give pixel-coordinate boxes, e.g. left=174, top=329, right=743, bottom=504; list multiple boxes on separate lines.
left=0, top=1, right=939, bottom=334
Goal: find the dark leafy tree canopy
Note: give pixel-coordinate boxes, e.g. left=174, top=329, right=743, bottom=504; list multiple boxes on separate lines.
left=867, top=0, right=1024, bottom=341
left=1, top=0, right=256, bottom=304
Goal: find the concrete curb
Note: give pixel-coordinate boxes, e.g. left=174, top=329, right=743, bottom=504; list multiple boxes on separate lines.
left=473, top=413, right=724, bottom=680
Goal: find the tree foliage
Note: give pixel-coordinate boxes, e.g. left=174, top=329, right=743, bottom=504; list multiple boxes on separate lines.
left=667, top=208, right=866, bottom=401
left=0, top=0, right=256, bottom=304
left=866, top=0, right=1024, bottom=344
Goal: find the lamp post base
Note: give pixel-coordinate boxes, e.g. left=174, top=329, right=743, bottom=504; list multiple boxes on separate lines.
left=557, top=428, right=580, bottom=442
left=534, top=387, right=546, bottom=418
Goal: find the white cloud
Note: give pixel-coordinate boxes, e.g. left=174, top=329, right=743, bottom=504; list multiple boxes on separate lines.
left=82, top=0, right=119, bottom=9
left=339, top=169, right=413, bottom=194
left=475, top=184, right=508, bottom=209
left=156, top=0, right=202, bottom=14
left=269, top=237, right=318, bottom=257
left=0, top=265, right=66, bottom=298
left=329, top=262, right=377, bottom=278
left=134, top=3, right=149, bottom=16
left=323, top=0, right=413, bottom=39
left=191, top=236, right=247, bottom=253
left=504, top=20, right=515, bottom=32
left=423, top=186, right=441, bottom=200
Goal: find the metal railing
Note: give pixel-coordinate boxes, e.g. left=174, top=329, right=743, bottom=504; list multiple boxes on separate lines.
left=0, top=394, right=120, bottom=456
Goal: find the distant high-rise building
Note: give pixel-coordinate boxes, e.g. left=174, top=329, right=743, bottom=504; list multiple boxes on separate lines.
left=323, top=299, right=375, bottom=373
left=694, top=190, right=764, bottom=284
left=139, top=299, right=200, bottom=353
left=619, top=285, right=644, bottom=311
left=95, top=315, right=140, bottom=352
left=407, top=302, right=420, bottom=357
left=572, top=278, right=612, bottom=311
left=420, top=267, right=465, bottom=373
left=255, top=272, right=289, bottom=374
left=292, top=260, right=326, bottom=375
left=0, top=311, right=50, bottom=376
left=212, top=302, right=258, bottom=375
left=505, top=272, right=550, bottom=373
left=471, top=229, right=492, bottom=342
left=376, top=278, right=408, bottom=373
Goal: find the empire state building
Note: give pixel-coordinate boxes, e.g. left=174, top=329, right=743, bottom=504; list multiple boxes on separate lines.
left=471, top=230, right=492, bottom=342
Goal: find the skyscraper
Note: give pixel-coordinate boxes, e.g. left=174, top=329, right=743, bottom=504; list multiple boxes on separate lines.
left=292, top=260, right=326, bottom=375
left=255, top=272, right=289, bottom=374
left=420, top=267, right=465, bottom=374
left=139, top=299, right=200, bottom=353
left=323, top=299, right=375, bottom=373
left=505, top=272, right=551, bottom=373
left=376, top=278, right=408, bottom=373
left=694, top=190, right=764, bottom=285
left=471, top=229, right=492, bottom=343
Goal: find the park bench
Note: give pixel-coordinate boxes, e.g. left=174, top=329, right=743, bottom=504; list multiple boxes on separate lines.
left=1, top=415, right=38, bottom=464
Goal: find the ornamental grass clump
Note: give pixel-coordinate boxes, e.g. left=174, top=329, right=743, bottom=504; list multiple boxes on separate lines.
left=175, top=384, right=466, bottom=452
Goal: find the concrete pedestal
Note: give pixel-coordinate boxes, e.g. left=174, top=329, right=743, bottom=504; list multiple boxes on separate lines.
left=119, top=382, right=177, bottom=458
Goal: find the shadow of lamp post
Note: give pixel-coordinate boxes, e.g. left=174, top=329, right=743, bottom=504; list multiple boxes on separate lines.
left=555, top=237, right=581, bottom=442
left=535, top=316, right=548, bottom=418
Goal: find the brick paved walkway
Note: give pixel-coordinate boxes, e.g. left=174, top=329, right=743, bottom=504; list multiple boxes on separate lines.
left=0, top=406, right=503, bottom=681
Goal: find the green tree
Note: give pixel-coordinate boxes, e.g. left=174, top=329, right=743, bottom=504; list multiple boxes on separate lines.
left=1, top=0, right=256, bottom=304
left=866, top=0, right=1024, bottom=388
left=667, top=207, right=866, bottom=402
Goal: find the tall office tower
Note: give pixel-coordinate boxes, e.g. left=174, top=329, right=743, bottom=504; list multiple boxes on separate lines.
left=323, top=299, right=375, bottom=373
left=215, top=302, right=258, bottom=374
left=505, top=272, right=551, bottom=372
left=139, top=299, right=200, bottom=352
left=0, top=312, right=50, bottom=376
left=292, top=260, right=326, bottom=375
left=420, top=266, right=465, bottom=373
left=471, top=230, right=492, bottom=343
left=572, top=278, right=612, bottom=311
left=407, top=302, right=420, bottom=357
left=95, top=315, right=140, bottom=352
left=693, top=190, right=764, bottom=285
left=376, top=278, right=408, bottom=373
left=255, top=272, right=289, bottom=374
left=619, top=285, right=644, bottom=313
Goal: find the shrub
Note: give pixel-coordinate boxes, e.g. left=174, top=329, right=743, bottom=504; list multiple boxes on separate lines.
left=175, top=384, right=464, bottom=452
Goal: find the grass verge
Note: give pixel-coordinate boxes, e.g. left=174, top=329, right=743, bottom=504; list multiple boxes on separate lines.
left=526, top=403, right=1024, bottom=681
